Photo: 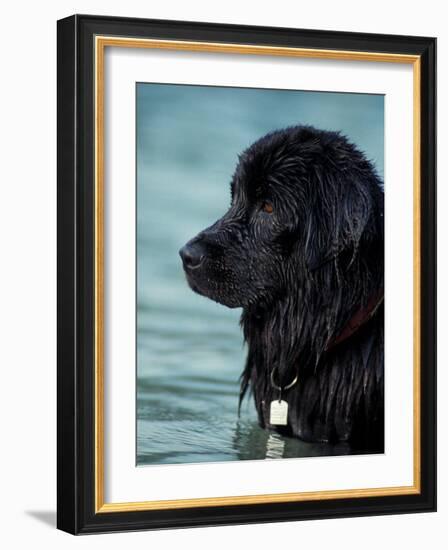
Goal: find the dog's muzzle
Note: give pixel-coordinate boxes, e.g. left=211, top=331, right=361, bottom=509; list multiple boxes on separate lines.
left=179, top=241, right=206, bottom=271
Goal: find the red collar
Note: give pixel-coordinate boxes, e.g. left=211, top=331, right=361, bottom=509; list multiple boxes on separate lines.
left=325, top=289, right=384, bottom=351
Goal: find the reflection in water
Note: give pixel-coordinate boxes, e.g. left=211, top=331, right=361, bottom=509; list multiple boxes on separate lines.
left=232, top=420, right=353, bottom=463
left=265, top=433, right=286, bottom=460
left=137, top=375, right=355, bottom=466
left=136, top=83, right=384, bottom=466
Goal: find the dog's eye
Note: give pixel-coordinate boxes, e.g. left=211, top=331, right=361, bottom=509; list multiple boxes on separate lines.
left=261, top=201, right=274, bottom=214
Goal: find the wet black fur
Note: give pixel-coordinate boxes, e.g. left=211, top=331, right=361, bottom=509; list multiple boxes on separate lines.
left=181, top=125, right=384, bottom=452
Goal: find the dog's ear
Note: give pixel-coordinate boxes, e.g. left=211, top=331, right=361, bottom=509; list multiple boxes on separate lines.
left=304, top=174, right=377, bottom=272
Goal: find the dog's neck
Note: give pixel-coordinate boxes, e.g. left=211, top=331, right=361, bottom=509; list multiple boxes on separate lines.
left=239, top=290, right=384, bottom=444
left=239, top=278, right=383, bottom=404
left=241, top=294, right=327, bottom=384
left=325, top=289, right=384, bottom=350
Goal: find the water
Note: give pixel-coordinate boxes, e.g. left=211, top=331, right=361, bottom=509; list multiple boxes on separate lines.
left=136, top=83, right=384, bottom=466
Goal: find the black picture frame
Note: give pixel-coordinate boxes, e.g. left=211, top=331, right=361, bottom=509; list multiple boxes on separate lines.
left=57, top=14, right=436, bottom=534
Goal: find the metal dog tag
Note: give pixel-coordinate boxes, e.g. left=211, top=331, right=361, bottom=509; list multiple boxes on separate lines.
left=270, top=400, right=288, bottom=425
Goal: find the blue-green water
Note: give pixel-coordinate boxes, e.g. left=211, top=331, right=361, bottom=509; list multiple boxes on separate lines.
left=136, top=83, right=384, bottom=466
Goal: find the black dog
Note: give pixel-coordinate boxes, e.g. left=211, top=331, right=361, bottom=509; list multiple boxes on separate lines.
left=180, top=125, right=384, bottom=452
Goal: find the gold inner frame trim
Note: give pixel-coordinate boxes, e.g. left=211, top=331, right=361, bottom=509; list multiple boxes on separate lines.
left=94, top=35, right=421, bottom=513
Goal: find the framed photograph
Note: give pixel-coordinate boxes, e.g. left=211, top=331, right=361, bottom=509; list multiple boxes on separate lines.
left=57, top=14, right=436, bottom=534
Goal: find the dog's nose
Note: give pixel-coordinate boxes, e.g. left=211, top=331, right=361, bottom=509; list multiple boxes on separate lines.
left=179, top=242, right=205, bottom=269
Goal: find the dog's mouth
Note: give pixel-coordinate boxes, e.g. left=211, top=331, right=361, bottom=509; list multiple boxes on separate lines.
left=182, top=263, right=210, bottom=297
left=184, top=274, right=204, bottom=296
left=181, top=262, right=244, bottom=309
left=179, top=241, right=249, bottom=308
left=180, top=256, right=206, bottom=291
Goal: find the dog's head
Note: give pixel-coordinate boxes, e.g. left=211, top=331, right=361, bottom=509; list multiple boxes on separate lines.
left=180, top=125, right=383, bottom=310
